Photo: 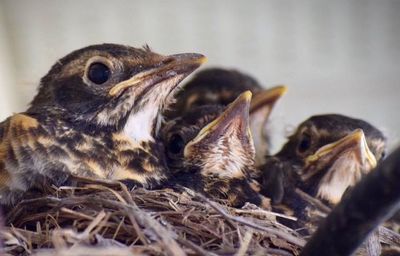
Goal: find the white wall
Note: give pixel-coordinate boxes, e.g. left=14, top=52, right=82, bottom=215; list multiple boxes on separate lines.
left=0, top=6, right=19, bottom=117
left=0, top=0, right=399, bottom=151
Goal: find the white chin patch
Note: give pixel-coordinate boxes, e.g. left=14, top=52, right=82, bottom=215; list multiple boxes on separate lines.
left=123, top=74, right=185, bottom=143
left=124, top=104, right=158, bottom=143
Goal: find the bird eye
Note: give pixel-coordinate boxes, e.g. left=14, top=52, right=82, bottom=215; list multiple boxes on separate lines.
left=193, top=99, right=208, bottom=107
left=298, top=133, right=312, bottom=153
left=168, top=134, right=185, bottom=155
left=87, top=62, right=111, bottom=84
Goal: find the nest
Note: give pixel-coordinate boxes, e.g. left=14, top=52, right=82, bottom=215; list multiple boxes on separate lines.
left=0, top=177, right=306, bottom=256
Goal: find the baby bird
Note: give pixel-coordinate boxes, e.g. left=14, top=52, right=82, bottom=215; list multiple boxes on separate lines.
left=162, top=91, right=266, bottom=208
left=165, top=67, right=287, bottom=165
left=301, top=146, right=400, bottom=256
left=260, top=114, right=386, bottom=210
left=0, top=44, right=205, bottom=205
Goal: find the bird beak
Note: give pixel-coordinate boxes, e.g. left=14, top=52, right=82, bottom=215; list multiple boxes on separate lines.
left=109, top=53, right=207, bottom=96
left=250, top=85, right=288, bottom=114
left=249, top=85, right=288, bottom=165
left=187, top=90, right=253, bottom=146
left=184, top=91, right=256, bottom=179
left=304, top=129, right=377, bottom=176
left=302, top=129, right=378, bottom=204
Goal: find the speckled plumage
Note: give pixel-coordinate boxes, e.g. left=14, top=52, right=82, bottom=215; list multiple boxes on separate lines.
left=259, top=114, right=386, bottom=226
left=0, top=43, right=205, bottom=205
left=164, top=68, right=287, bottom=165
left=162, top=92, right=268, bottom=208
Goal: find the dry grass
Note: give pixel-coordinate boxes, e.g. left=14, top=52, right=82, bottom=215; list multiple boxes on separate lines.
left=0, top=177, right=306, bottom=256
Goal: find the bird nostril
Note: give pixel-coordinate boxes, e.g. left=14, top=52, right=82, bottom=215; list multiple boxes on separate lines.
left=161, top=57, right=175, bottom=65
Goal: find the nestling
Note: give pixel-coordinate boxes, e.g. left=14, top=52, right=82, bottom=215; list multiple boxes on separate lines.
left=165, top=68, right=287, bottom=165
left=162, top=91, right=268, bottom=207
left=0, top=43, right=205, bottom=205
left=260, top=114, right=386, bottom=206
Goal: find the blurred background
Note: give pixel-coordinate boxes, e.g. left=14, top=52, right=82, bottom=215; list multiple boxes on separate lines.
left=0, top=0, right=399, bottom=152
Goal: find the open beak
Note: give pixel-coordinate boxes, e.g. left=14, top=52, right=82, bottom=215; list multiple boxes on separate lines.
left=185, top=91, right=253, bottom=148
left=250, top=85, right=288, bottom=114
left=109, top=53, right=207, bottom=96
left=301, top=129, right=378, bottom=204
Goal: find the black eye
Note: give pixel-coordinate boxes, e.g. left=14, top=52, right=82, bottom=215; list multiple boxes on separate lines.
left=168, top=134, right=185, bottom=155
left=298, top=133, right=312, bottom=153
left=193, top=99, right=208, bottom=107
left=88, top=62, right=111, bottom=84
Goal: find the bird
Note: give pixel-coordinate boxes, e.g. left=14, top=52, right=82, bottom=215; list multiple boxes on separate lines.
left=259, top=114, right=386, bottom=224
left=301, top=145, right=400, bottom=256
left=161, top=91, right=268, bottom=208
left=0, top=43, right=206, bottom=205
left=164, top=67, right=287, bottom=165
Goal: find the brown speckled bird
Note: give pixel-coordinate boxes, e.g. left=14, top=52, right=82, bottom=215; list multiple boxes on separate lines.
left=258, top=114, right=386, bottom=233
left=162, top=91, right=268, bottom=208
left=0, top=43, right=205, bottom=205
left=165, top=67, right=287, bottom=165
left=260, top=114, right=386, bottom=214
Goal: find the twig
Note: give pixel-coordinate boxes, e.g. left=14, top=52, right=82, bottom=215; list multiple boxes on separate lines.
left=113, top=216, right=125, bottom=240
left=98, top=198, right=186, bottom=256
left=177, top=237, right=218, bottom=256
left=3, top=176, right=304, bottom=256
left=294, top=189, right=330, bottom=214
left=234, top=208, right=297, bottom=221
left=235, top=231, right=253, bottom=256
left=126, top=213, right=148, bottom=246
left=379, top=226, right=400, bottom=246
left=31, top=246, right=134, bottom=256
left=60, top=207, right=94, bottom=221
left=196, top=193, right=306, bottom=247
left=364, top=231, right=381, bottom=256
left=265, top=247, right=294, bottom=256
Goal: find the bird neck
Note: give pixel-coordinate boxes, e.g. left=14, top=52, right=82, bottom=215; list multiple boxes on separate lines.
left=123, top=103, right=162, bottom=144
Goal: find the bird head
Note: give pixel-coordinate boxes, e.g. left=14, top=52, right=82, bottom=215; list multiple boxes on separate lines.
left=164, top=67, right=287, bottom=164
left=162, top=91, right=256, bottom=178
left=162, top=91, right=267, bottom=207
left=29, top=44, right=206, bottom=140
left=183, top=91, right=255, bottom=178
left=277, top=114, right=386, bottom=204
left=161, top=105, right=225, bottom=170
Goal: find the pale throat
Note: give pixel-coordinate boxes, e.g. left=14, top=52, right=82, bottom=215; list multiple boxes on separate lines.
left=123, top=102, right=161, bottom=143
left=121, top=75, right=184, bottom=144
left=201, top=134, right=250, bottom=178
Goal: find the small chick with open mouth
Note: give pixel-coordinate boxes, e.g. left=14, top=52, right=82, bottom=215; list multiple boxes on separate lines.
left=162, top=91, right=268, bottom=208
